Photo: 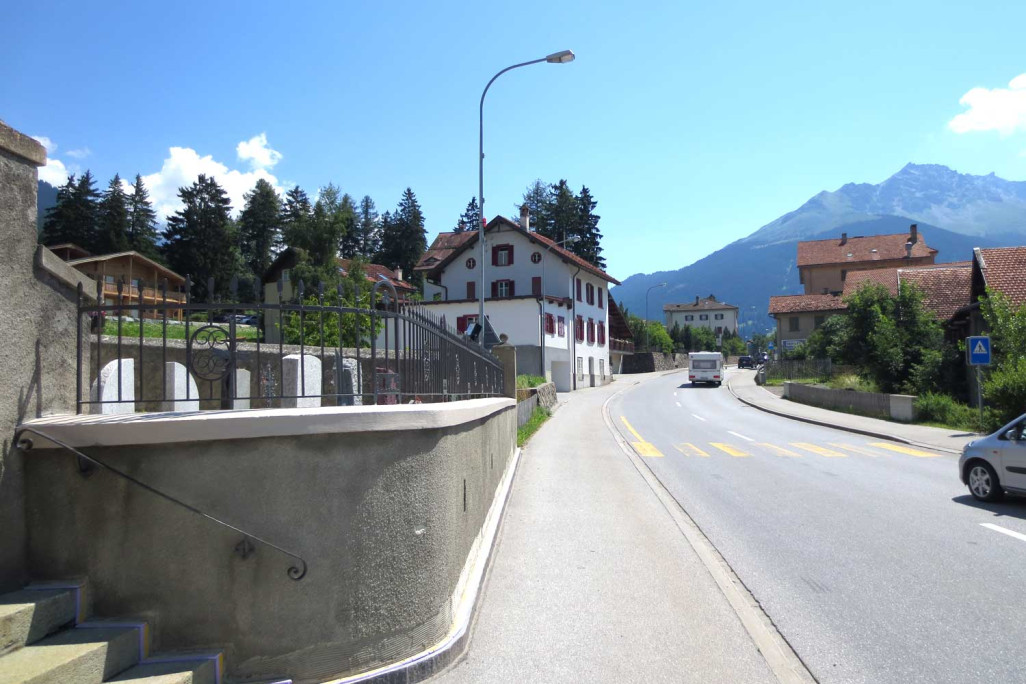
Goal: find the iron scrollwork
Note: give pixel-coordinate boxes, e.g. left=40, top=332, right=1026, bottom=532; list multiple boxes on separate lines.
left=189, top=325, right=232, bottom=382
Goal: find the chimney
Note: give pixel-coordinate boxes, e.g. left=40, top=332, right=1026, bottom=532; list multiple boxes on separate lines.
left=695, top=295, right=700, bottom=305
left=840, top=232, right=847, bottom=245
left=909, top=223, right=918, bottom=244
left=396, top=267, right=403, bottom=281
left=905, top=241, right=913, bottom=259
left=520, top=204, right=530, bottom=232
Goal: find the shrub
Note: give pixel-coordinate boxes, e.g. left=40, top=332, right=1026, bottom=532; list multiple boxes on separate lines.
left=984, top=356, right=1026, bottom=429
left=829, top=374, right=878, bottom=393
left=915, top=392, right=996, bottom=432
left=516, top=374, right=546, bottom=389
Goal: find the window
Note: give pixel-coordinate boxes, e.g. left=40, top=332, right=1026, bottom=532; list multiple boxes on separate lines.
left=598, top=288, right=604, bottom=309
left=599, top=359, right=605, bottom=379
left=492, top=245, right=513, bottom=267
left=466, top=257, right=476, bottom=269
left=456, top=314, right=478, bottom=334
left=492, top=280, right=513, bottom=298
left=531, top=251, right=542, bottom=263
left=575, top=315, right=584, bottom=342
left=814, top=315, right=825, bottom=328
left=789, top=316, right=800, bottom=332
left=558, top=316, right=566, bottom=337
left=587, top=318, right=595, bottom=344
left=105, top=275, right=115, bottom=285
left=467, top=281, right=475, bottom=300
left=545, top=313, right=555, bottom=334
left=685, top=314, right=693, bottom=321
left=281, top=269, right=290, bottom=283
left=700, top=314, right=709, bottom=321
left=598, top=322, right=606, bottom=345
left=532, top=276, right=541, bottom=296
left=715, top=326, right=723, bottom=335
left=577, top=357, right=584, bottom=380
left=714, top=313, right=724, bottom=320
left=841, top=269, right=847, bottom=281
left=576, top=278, right=582, bottom=302
left=586, top=283, right=594, bottom=305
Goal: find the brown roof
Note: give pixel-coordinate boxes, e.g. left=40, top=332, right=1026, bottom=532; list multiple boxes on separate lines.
left=899, top=265, right=972, bottom=321
left=67, top=251, right=185, bottom=284
left=416, top=216, right=620, bottom=285
left=977, top=247, right=1026, bottom=307
left=664, top=295, right=738, bottom=312
left=768, top=294, right=845, bottom=315
left=797, top=231, right=936, bottom=267
left=338, top=258, right=418, bottom=293
left=844, top=269, right=899, bottom=297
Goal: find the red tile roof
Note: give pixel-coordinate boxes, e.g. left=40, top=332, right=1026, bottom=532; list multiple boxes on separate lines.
left=664, top=295, right=738, bottom=312
left=768, top=294, right=845, bottom=315
left=977, top=247, right=1026, bottom=307
left=415, top=231, right=477, bottom=273
left=898, top=265, right=972, bottom=321
left=797, top=231, right=936, bottom=267
left=338, top=258, right=417, bottom=293
left=843, top=269, right=899, bottom=297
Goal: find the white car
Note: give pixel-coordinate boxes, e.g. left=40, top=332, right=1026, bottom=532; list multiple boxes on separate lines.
left=959, top=412, right=1026, bottom=501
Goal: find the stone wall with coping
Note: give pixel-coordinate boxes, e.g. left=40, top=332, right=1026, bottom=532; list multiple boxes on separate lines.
left=783, top=382, right=917, bottom=422
left=22, top=399, right=516, bottom=682
left=621, top=352, right=688, bottom=373
left=0, top=122, right=87, bottom=591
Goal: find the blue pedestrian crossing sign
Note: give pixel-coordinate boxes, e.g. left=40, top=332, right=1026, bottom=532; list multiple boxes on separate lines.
left=967, top=336, right=991, bottom=366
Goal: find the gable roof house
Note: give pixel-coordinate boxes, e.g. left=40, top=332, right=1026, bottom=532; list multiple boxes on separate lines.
left=950, top=247, right=1026, bottom=340
left=415, top=209, right=620, bottom=392
left=664, top=294, right=740, bottom=337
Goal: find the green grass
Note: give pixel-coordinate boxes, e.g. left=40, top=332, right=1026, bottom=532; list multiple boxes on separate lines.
left=765, top=376, right=823, bottom=386
left=517, top=406, right=551, bottom=446
left=103, top=319, right=260, bottom=342
left=914, top=392, right=991, bottom=432
left=516, top=374, right=546, bottom=389
left=826, top=374, right=879, bottom=393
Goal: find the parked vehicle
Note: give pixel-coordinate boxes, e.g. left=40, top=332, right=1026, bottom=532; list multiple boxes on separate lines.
left=738, top=356, right=754, bottom=369
left=688, top=351, right=724, bottom=387
left=959, top=412, right=1026, bottom=501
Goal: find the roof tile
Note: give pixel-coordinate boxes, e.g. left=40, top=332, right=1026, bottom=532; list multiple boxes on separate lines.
left=768, top=294, right=846, bottom=315
left=797, top=231, right=936, bottom=267
left=978, top=247, right=1026, bottom=307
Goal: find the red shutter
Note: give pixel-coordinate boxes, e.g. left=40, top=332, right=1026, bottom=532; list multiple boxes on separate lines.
left=456, top=315, right=467, bottom=333
left=532, top=276, right=541, bottom=296
left=509, top=280, right=516, bottom=297
left=576, top=315, right=584, bottom=341
left=467, top=281, right=475, bottom=300
left=508, top=245, right=514, bottom=265
left=576, top=279, right=582, bottom=301
left=491, top=281, right=498, bottom=298
left=491, top=246, right=499, bottom=266
left=598, top=288, right=604, bottom=309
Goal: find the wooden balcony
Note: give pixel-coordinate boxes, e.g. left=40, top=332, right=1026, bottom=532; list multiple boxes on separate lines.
left=101, top=283, right=187, bottom=320
left=609, top=338, right=635, bottom=354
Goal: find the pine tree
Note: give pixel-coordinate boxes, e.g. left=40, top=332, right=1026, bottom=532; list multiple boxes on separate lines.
left=547, top=179, right=579, bottom=244
left=96, top=174, right=130, bottom=254
left=127, top=174, right=161, bottom=260
left=381, top=188, right=427, bottom=285
left=70, top=171, right=102, bottom=252
left=40, top=174, right=79, bottom=247
left=574, top=185, right=604, bottom=269
left=518, top=180, right=551, bottom=235
left=336, top=193, right=360, bottom=258
left=356, top=195, right=381, bottom=257
left=238, top=178, right=281, bottom=281
left=162, top=174, right=238, bottom=301
left=280, top=185, right=313, bottom=253
left=454, top=197, right=480, bottom=233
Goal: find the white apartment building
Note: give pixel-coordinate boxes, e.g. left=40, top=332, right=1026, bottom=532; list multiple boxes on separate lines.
left=415, top=211, right=621, bottom=392
left=664, top=295, right=739, bottom=336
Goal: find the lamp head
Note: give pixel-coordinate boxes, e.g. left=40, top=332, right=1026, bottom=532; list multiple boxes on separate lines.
left=545, top=50, right=575, bottom=64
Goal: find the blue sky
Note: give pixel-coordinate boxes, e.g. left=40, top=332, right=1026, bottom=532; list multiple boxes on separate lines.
left=3, top=1, right=1024, bottom=280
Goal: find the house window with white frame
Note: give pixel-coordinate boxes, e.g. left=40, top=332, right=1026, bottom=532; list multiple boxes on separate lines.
left=714, top=313, right=724, bottom=320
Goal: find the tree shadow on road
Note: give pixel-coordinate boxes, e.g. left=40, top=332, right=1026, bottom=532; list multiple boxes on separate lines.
left=952, top=494, right=1026, bottom=521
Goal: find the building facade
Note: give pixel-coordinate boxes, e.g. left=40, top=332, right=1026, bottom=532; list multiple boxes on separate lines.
left=664, top=295, right=739, bottom=336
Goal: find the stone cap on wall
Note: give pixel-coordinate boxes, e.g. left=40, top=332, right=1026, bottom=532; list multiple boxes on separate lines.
left=0, top=121, right=47, bottom=167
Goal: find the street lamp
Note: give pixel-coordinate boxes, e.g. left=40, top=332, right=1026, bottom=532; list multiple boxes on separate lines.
left=645, top=282, right=666, bottom=351
left=477, top=50, right=576, bottom=344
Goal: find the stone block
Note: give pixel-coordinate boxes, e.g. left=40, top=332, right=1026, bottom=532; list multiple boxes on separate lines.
left=336, top=356, right=362, bottom=406
left=160, top=362, right=200, bottom=412
left=233, top=369, right=251, bottom=410
left=282, top=354, right=322, bottom=408
left=89, top=359, right=135, bottom=414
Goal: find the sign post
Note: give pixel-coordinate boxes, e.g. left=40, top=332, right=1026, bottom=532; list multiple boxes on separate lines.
left=967, top=336, right=991, bottom=429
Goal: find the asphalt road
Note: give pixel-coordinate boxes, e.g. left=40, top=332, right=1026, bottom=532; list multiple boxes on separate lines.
left=610, top=368, right=1026, bottom=684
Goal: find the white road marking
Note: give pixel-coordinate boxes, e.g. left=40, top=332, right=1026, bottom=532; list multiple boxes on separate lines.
left=728, top=430, right=755, bottom=442
left=691, top=413, right=706, bottom=422
left=980, top=523, right=1026, bottom=544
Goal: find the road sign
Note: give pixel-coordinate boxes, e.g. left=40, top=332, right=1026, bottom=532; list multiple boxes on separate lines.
left=768, top=342, right=775, bottom=349
left=967, top=336, right=991, bottom=366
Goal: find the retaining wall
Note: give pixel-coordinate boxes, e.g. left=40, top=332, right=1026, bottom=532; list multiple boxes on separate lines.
left=784, top=383, right=917, bottom=422
left=621, top=352, right=688, bottom=373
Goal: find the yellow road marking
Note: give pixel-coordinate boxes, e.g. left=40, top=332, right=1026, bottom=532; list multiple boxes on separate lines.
left=620, top=416, right=664, bottom=458
left=791, top=442, right=847, bottom=458
left=868, top=442, right=941, bottom=458
left=675, top=443, right=711, bottom=457
left=757, top=443, right=802, bottom=458
left=830, top=443, right=887, bottom=457
left=710, top=442, right=750, bottom=457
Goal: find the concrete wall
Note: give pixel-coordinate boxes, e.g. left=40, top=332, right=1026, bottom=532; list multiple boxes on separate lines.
left=621, top=352, right=688, bottom=374
left=0, top=123, right=85, bottom=591
left=784, top=382, right=917, bottom=421
left=23, top=400, right=516, bottom=683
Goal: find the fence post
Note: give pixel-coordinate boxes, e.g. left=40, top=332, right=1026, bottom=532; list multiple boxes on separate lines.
left=491, top=335, right=517, bottom=399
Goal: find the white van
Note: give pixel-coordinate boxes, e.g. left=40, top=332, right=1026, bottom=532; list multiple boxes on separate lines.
left=688, top=351, right=724, bottom=387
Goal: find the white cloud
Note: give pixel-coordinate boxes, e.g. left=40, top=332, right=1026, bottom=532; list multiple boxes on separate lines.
left=66, top=147, right=92, bottom=159
left=141, top=138, right=283, bottom=219
left=37, top=157, right=70, bottom=186
left=236, top=133, right=282, bottom=171
left=31, top=135, right=57, bottom=155
left=949, top=73, right=1026, bottom=135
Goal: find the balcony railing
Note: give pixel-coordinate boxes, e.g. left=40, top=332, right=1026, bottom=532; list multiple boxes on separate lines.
left=609, top=337, right=635, bottom=353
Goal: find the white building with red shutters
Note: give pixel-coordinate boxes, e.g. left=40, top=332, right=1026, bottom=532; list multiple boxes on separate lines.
left=415, top=209, right=621, bottom=392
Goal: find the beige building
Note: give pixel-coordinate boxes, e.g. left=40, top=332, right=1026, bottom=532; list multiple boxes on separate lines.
left=664, top=294, right=738, bottom=336
left=65, top=250, right=187, bottom=320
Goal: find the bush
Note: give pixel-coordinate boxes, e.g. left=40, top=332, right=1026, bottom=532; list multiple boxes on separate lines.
left=984, top=356, right=1026, bottom=429
left=516, top=374, right=546, bottom=389
left=915, top=392, right=995, bottom=432
left=828, top=374, right=879, bottom=393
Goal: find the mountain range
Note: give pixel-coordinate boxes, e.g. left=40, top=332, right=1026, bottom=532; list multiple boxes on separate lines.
left=611, top=164, right=1026, bottom=334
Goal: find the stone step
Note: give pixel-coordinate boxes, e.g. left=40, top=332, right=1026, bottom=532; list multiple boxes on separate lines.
left=0, top=622, right=144, bottom=684
left=109, top=658, right=218, bottom=684
left=0, top=583, right=84, bottom=656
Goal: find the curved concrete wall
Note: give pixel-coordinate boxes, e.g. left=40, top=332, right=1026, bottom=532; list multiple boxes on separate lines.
left=23, top=400, right=515, bottom=682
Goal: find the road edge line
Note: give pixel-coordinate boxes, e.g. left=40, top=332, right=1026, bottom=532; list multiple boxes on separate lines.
left=725, top=376, right=964, bottom=456
left=603, top=384, right=817, bottom=684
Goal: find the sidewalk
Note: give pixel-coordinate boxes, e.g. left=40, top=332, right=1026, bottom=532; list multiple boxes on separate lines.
left=727, top=371, right=978, bottom=455
left=430, top=374, right=776, bottom=683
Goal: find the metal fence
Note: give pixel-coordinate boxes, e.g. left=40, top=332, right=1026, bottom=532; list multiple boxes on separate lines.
left=77, top=275, right=504, bottom=413
left=763, top=358, right=834, bottom=381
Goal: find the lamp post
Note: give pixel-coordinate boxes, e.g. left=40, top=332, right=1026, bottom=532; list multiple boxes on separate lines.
left=645, top=282, right=666, bottom=351
left=477, top=50, right=575, bottom=345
